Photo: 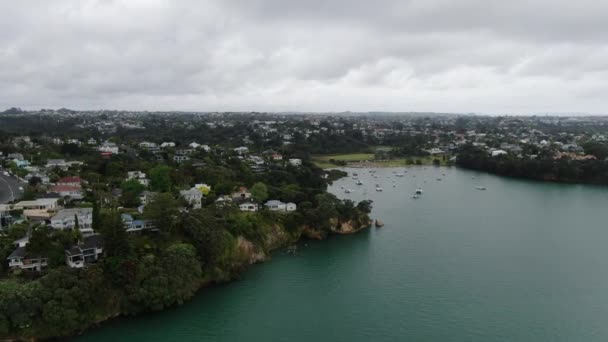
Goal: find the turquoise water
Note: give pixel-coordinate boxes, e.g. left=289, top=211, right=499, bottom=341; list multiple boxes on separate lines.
left=73, top=167, right=608, bottom=341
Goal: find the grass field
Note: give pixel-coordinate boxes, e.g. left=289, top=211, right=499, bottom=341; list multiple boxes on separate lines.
left=312, top=153, right=449, bottom=169
left=313, top=153, right=375, bottom=162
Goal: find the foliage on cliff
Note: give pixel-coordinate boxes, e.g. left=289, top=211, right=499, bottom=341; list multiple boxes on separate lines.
left=0, top=197, right=371, bottom=340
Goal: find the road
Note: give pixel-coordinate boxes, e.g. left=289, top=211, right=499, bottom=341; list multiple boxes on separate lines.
left=0, top=170, right=23, bottom=204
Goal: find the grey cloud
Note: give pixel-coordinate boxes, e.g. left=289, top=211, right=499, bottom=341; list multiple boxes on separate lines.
left=1, top=0, right=608, bottom=113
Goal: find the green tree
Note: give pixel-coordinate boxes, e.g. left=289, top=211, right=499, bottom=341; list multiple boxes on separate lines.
left=149, top=165, right=172, bottom=192
left=120, top=179, right=145, bottom=208
left=144, top=193, right=179, bottom=236
left=100, top=211, right=131, bottom=258
left=250, top=182, right=268, bottom=203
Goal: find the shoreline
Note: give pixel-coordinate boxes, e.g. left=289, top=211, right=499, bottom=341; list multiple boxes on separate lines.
left=58, top=220, right=372, bottom=341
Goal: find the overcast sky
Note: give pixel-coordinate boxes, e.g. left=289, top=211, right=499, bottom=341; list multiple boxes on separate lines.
left=2, top=0, right=608, bottom=114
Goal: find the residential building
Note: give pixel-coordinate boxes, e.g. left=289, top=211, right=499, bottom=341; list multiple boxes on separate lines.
left=239, top=202, right=258, bottom=212
left=14, top=198, right=59, bottom=211
left=56, top=176, right=83, bottom=187
left=98, top=141, right=119, bottom=154
left=180, top=187, right=203, bottom=209
left=51, top=208, right=94, bottom=234
left=65, top=235, right=104, bottom=268
left=289, top=158, right=302, bottom=166
left=49, top=185, right=84, bottom=200
left=231, top=187, right=251, bottom=202
left=7, top=237, right=48, bottom=272
left=139, top=191, right=157, bottom=205
left=264, top=200, right=297, bottom=212
left=127, top=171, right=149, bottom=186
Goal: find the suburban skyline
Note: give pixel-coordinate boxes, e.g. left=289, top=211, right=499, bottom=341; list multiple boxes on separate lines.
left=3, top=0, right=608, bottom=114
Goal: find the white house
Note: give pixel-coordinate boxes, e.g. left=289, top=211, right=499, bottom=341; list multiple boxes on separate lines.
left=127, top=171, right=150, bottom=186
left=14, top=198, right=59, bottom=211
left=180, top=187, right=203, bottom=209
left=239, top=202, right=258, bottom=212
left=45, top=159, right=69, bottom=170
left=264, top=200, right=297, bottom=212
left=98, top=142, right=119, bottom=154
left=234, top=146, right=249, bottom=155
left=161, top=142, right=176, bottom=148
left=491, top=150, right=508, bottom=157
left=51, top=208, right=94, bottom=234
left=289, top=158, right=302, bottom=166
left=65, top=235, right=104, bottom=268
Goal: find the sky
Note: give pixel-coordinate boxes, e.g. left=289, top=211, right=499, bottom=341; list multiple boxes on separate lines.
left=2, top=0, right=608, bottom=114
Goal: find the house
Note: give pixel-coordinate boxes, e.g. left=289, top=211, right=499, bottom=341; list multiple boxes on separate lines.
left=24, top=172, right=50, bottom=184
left=289, top=158, right=302, bottom=166
left=271, top=153, right=283, bottom=161
left=51, top=208, right=94, bottom=234
left=215, top=195, right=233, bottom=208
left=231, top=187, right=252, bottom=202
left=173, top=155, right=190, bottom=163
left=7, top=237, right=48, bottom=271
left=49, top=185, right=84, bottom=200
left=189, top=142, right=202, bottom=149
left=239, top=202, right=258, bottom=212
left=45, top=159, right=68, bottom=170
left=264, top=200, right=297, bottom=212
left=161, top=142, right=176, bottom=148
left=65, top=235, right=104, bottom=268
left=56, top=176, right=83, bottom=187
left=98, top=141, right=119, bottom=154
left=180, top=187, right=203, bottom=209
left=14, top=198, right=59, bottom=211
left=139, top=191, right=157, bottom=205
left=491, top=150, right=508, bottom=157
left=234, top=146, right=249, bottom=155
left=7, top=246, right=48, bottom=271
left=127, top=171, right=149, bottom=186
left=12, top=158, right=29, bottom=168
left=121, top=214, right=155, bottom=232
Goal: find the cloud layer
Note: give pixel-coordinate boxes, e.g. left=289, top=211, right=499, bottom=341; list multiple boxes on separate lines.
left=2, top=0, right=608, bottom=114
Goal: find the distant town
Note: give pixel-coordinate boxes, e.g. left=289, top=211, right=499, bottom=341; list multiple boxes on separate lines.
left=1, top=107, right=608, bottom=339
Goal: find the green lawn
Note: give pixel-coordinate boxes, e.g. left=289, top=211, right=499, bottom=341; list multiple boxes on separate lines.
left=313, top=153, right=449, bottom=169
left=313, top=153, right=375, bottom=162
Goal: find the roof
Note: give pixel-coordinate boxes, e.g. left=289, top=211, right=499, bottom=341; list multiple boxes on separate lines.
left=57, top=176, right=82, bottom=184
left=50, top=185, right=82, bottom=193
left=52, top=208, right=92, bottom=220
left=7, top=246, right=26, bottom=259
left=14, top=198, right=58, bottom=207
left=82, top=235, right=104, bottom=249
left=121, top=213, right=134, bottom=221
left=66, top=235, right=104, bottom=256
left=265, top=200, right=285, bottom=206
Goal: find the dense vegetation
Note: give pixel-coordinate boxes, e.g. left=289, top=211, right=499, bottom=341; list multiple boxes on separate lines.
left=457, top=144, right=608, bottom=184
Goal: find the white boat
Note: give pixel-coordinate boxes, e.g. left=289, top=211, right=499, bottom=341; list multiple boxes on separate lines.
left=352, top=176, right=358, bottom=180
left=345, top=189, right=353, bottom=193
left=475, top=186, right=487, bottom=190
left=396, top=173, right=405, bottom=177
left=415, top=188, right=423, bottom=194
left=411, top=194, right=420, bottom=199
left=376, top=187, right=383, bottom=192
left=356, top=180, right=363, bottom=185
